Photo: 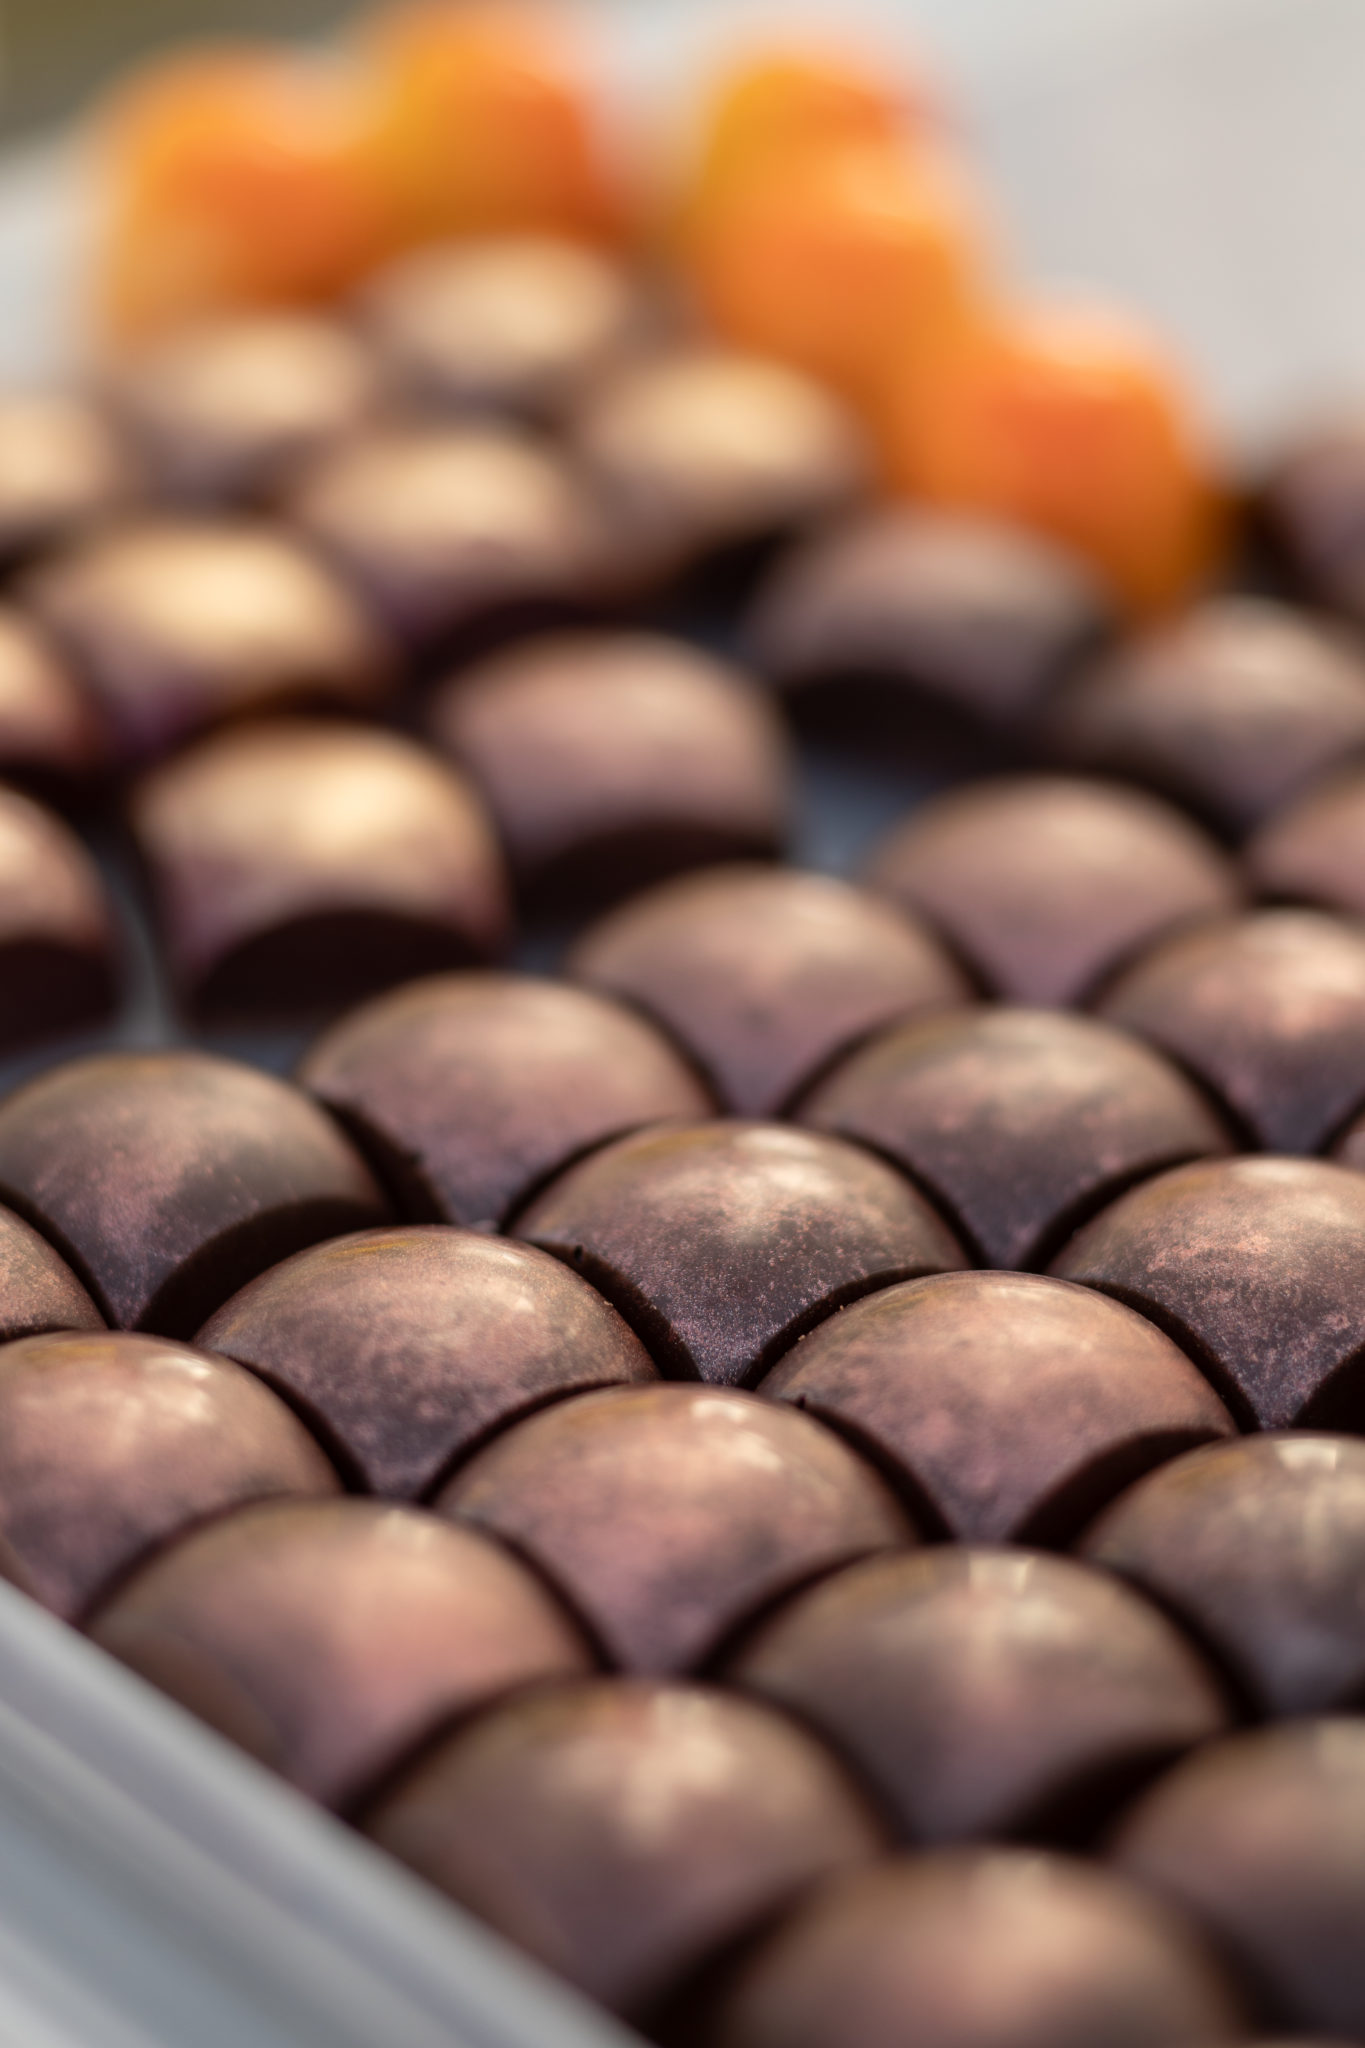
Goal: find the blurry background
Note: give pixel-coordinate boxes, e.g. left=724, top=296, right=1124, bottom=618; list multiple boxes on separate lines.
left=0, top=0, right=1362, bottom=446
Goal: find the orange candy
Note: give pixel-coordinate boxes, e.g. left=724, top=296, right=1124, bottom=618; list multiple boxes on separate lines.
left=92, top=52, right=387, bottom=347
left=359, top=4, right=623, bottom=247
left=884, top=306, right=1226, bottom=613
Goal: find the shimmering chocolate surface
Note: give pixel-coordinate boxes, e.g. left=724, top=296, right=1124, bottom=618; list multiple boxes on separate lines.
left=0, top=1051, right=388, bottom=1335
left=1052, top=1156, right=1365, bottom=1428
left=763, top=1272, right=1235, bottom=1545
left=802, top=1008, right=1230, bottom=1271
left=438, top=1382, right=912, bottom=1673
left=198, top=1226, right=656, bottom=1500
left=364, top=1678, right=887, bottom=2019
left=516, top=1120, right=965, bottom=1387
left=90, top=1498, right=593, bottom=1808
left=0, top=1200, right=103, bottom=1344
left=298, top=972, right=713, bottom=1230
left=1079, top=1434, right=1365, bottom=1717
left=863, top=776, right=1241, bottom=1006
left=0, top=605, right=107, bottom=789
left=704, top=1850, right=1247, bottom=2048
left=1260, top=417, right=1365, bottom=625
left=1247, top=764, right=1365, bottom=920
left=1097, top=909, right=1365, bottom=1152
left=430, top=634, right=791, bottom=911
left=131, top=718, right=511, bottom=1020
left=0, top=785, right=121, bottom=1051
left=1112, top=1721, right=1365, bottom=2040
left=0, top=1330, right=337, bottom=1619
left=570, top=864, right=971, bottom=1116
left=0, top=391, right=140, bottom=570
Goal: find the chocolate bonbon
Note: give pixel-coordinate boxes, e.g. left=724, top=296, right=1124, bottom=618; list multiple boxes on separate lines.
left=437, top=1382, right=913, bottom=1673
left=0, top=1050, right=388, bottom=1335
left=0, top=390, right=140, bottom=571
left=0, top=1330, right=338, bottom=1618
left=0, top=786, right=121, bottom=1051
left=801, top=1008, right=1230, bottom=1270
left=131, top=717, right=511, bottom=1020
left=90, top=1498, right=593, bottom=1807
left=298, top=972, right=713, bottom=1229
left=862, top=775, right=1241, bottom=1006
left=762, top=1271, right=1235, bottom=1545
left=515, top=1120, right=966, bottom=1386
left=198, top=1226, right=656, bottom=1499
left=1247, top=763, right=1365, bottom=920
left=1259, top=414, right=1365, bottom=625
left=429, top=633, right=791, bottom=912
left=1078, top=1434, right=1365, bottom=1718
left=0, top=605, right=108, bottom=794
left=363, top=1677, right=887, bottom=2020
left=0, top=1202, right=103, bottom=1344
left=569, top=864, right=970, bottom=1116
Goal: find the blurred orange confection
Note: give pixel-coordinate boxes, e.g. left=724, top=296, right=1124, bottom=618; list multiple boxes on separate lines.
left=93, top=52, right=387, bottom=347
left=884, top=305, right=1225, bottom=613
left=359, top=4, right=624, bottom=247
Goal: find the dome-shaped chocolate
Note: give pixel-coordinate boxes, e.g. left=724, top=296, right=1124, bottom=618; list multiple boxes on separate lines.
left=1247, top=763, right=1365, bottom=920
left=0, top=391, right=139, bottom=571
left=0, top=785, right=121, bottom=1051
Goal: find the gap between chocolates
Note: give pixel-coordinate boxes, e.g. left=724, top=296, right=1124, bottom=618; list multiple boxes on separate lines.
left=0, top=7, right=1363, bottom=2047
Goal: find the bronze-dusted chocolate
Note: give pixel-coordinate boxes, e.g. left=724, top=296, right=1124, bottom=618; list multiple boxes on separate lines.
left=1247, top=765, right=1365, bottom=920
left=1052, top=1156, right=1365, bottom=1428
left=728, top=1547, right=1227, bottom=1845
left=1259, top=416, right=1365, bottom=625
left=198, top=1226, right=656, bottom=1499
left=429, top=634, right=792, bottom=912
left=0, top=1330, right=337, bottom=1618
left=516, top=1121, right=965, bottom=1387
left=363, top=1678, right=887, bottom=2020
left=0, top=786, right=121, bottom=1051
left=1079, top=1434, right=1365, bottom=1717
left=0, top=391, right=139, bottom=571
left=747, top=507, right=1112, bottom=729
left=361, top=235, right=642, bottom=420
left=0, top=1201, right=103, bottom=1343
left=298, top=972, right=713, bottom=1229
left=802, top=1008, right=1230, bottom=1271
left=110, top=312, right=384, bottom=504
left=1112, top=1721, right=1365, bottom=2040
left=0, top=606, right=107, bottom=791
left=1097, top=910, right=1365, bottom=1152
left=863, top=775, right=1241, bottom=1006
left=762, top=1272, right=1235, bottom=1545
left=570, top=864, right=971, bottom=1116
left=281, top=421, right=616, bottom=651
left=704, top=1850, right=1248, bottom=2048
left=568, top=347, right=867, bottom=578
left=24, top=516, right=393, bottom=763
left=131, top=718, right=511, bottom=1020
left=438, top=1383, right=912, bottom=1673
left=0, top=1050, right=388, bottom=1336
left=90, top=1497, right=592, bottom=1808
left=1047, top=598, right=1365, bottom=836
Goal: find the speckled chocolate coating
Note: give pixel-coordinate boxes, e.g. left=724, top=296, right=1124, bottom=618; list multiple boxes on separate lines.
left=281, top=422, right=616, bottom=651
left=0, top=391, right=140, bottom=571
left=1112, top=1720, right=1365, bottom=2040
left=569, top=864, right=971, bottom=1116
left=747, top=507, right=1112, bottom=729
left=728, top=1547, right=1227, bottom=1845
left=1047, top=599, right=1365, bottom=836
left=109, top=313, right=384, bottom=505
left=1247, top=764, right=1365, bottom=920
left=0, top=1051, right=388, bottom=1336
left=0, top=1330, right=337, bottom=1618
left=801, top=1008, right=1230, bottom=1271
left=1051, top=1156, right=1365, bottom=1428
left=1078, top=1434, right=1365, bottom=1717
left=704, top=1850, right=1247, bottom=2048
left=0, top=606, right=107, bottom=791
left=1259, top=416, right=1365, bottom=625
left=1097, top=909, right=1365, bottom=1152
left=360, top=235, right=642, bottom=420
left=862, top=776, right=1241, bottom=1006
left=0, top=1201, right=103, bottom=1344
left=438, top=1383, right=912, bottom=1672
left=0, top=786, right=121, bottom=1051
left=762, top=1272, right=1235, bottom=1545
left=131, top=718, right=511, bottom=1021
left=298, top=972, right=713, bottom=1230
left=515, top=1121, right=965, bottom=1387
left=198, top=1226, right=656, bottom=1499
left=24, top=517, right=393, bottom=763
left=363, top=1678, right=887, bottom=2019
left=429, top=634, right=791, bottom=913
left=90, top=1498, right=592, bottom=1808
